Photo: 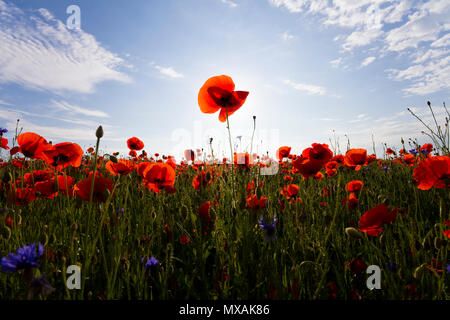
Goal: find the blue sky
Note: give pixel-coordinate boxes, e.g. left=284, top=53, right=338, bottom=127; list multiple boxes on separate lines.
left=0, top=0, right=448, bottom=161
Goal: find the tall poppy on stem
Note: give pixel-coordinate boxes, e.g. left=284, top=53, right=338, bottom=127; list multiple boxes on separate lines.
left=198, top=75, right=249, bottom=204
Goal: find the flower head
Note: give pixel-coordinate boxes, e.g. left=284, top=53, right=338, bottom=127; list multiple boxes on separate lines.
left=1, top=243, right=44, bottom=272
left=142, top=257, right=159, bottom=269
left=258, top=216, right=277, bottom=241
left=198, top=75, right=249, bottom=122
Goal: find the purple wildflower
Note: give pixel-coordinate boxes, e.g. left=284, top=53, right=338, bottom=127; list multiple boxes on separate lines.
left=258, top=215, right=277, bottom=242
left=142, top=256, right=159, bottom=269
left=1, top=243, right=44, bottom=272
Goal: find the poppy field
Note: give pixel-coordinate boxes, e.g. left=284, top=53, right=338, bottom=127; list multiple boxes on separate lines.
left=0, top=75, right=449, bottom=301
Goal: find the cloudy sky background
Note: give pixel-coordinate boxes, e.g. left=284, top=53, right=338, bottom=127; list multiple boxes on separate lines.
left=0, top=0, right=448, bottom=160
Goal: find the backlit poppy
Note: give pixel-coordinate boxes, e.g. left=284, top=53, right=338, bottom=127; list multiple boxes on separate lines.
left=198, top=75, right=249, bottom=122
left=292, top=156, right=324, bottom=178
left=127, top=137, right=144, bottom=151
left=247, top=194, right=268, bottom=210
left=106, top=159, right=134, bottom=176
left=276, top=146, right=291, bottom=161
left=143, top=162, right=176, bottom=193
left=346, top=180, right=364, bottom=192
left=42, top=142, right=83, bottom=171
left=344, top=149, right=368, bottom=170
left=0, top=138, right=9, bottom=150
left=302, top=143, right=333, bottom=164
left=17, top=132, right=51, bottom=160
left=358, top=203, right=398, bottom=236
left=74, top=175, right=114, bottom=202
left=413, top=155, right=449, bottom=190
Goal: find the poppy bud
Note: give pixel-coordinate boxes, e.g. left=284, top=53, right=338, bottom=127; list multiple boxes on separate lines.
left=427, top=101, right=431, bottom=107
left=345, top=227, right=363, bottom=239
left=96, top=126, right=104, bottom=139
left=71, top=222, right=78, bottom=231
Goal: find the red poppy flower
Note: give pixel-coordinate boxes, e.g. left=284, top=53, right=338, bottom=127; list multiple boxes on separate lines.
left=180, top=235, right=190, bottom=245
left=23, top=170, right=52, bottom=186
left=42, top=142, right=83, bottom=170
left=246, top=194, right=268, bottom=210
left=292, top=156, right=324, bottom=178
left=9, top=146, right=20, bottom=156
left=87, top=147, right=94, bottom=153
left=358, top=203, right=398, bottom=236
left=129, top=150, right=137, bottom=157
left=199, top=201, right=212, bottom=224
left=35, top=179, right=58, bottom=199
left=342, top=192, right=358, bottom=209
left=413, top=155, right=450, bottom=190
left=74, top=175, right=114, bottom=202
left=346, top=258, right=368, bottom=275
left=1, top=137, right=9, bottom=150
left=143, top=162, right=176, bottom=193
left=127, top=137, right=144, bottom=151
left=346, top=180, right=364, bottom=192
left=276, top=146, right=291, bottom=161
left=106, top=159, right=134, bottom=176
left=193, top=171, right=210, bottom=191
left=198, top=75, right=249, bottom=122
left=281, top=184, right=299, bottom=199
left=420, top=143, right=433, bottom=153
left=400, top=154, right=416, bottom=167
left=302, top=143, right=333, bottom=164
left=344, top=149, right=368, bottom=170
left=443, top=230, right=450, bottom=239
left=8, top=187, right=36, bottom=206
left=386, top=148, right=395, bottom=155
left=17, top=132, right=51, bottom=159
left=57, top=175, right=75, bottom=196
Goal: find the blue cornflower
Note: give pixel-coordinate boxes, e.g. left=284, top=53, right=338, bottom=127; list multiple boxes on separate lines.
left=142, top=256, right=159, bottom=269
left=387, top=260, right=398, bottom=272
left=447, top=264, right=450, bottom=274
left=258, top=215, right=277, bottom=242
left=0, top=128, right=7, bottom=134
left=381, top=166, right=391, bottom=171
left=116, top=208, right=125, bottom=214
left=409, top=149, right=419, bottom=155
left=1, top=243, right=44, bottom=272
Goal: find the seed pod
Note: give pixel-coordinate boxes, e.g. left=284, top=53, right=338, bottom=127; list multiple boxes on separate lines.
left=345, top=227, right=364, bottom=239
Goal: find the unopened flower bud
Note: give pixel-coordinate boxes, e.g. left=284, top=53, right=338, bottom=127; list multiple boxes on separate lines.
left=96, top=125, right=104, bottom=138
left=345, top=227, right=363, bottom=239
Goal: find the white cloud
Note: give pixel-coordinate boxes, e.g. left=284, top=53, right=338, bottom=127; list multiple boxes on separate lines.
left=269, top=0, right=450, bottom=95
left=431, top=33, right=450, bottom=47
left=0, top=0, right=131, bottom=94
left=284, top=79, right=326, bottom=95
left=269, top=0, right=308, bottom=13
left=281, top=31, right=295, bottom=41
left=330, top=57, right=343, bottom=68
left=52, top=100, right=109, bottom=118
left=360, top=56, right=376, bottom=67
left=0, top=99, right=13, bottom=106
left=154, top=65, right=184, bottom=78
left=221, top=0, right=237, bottom=8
